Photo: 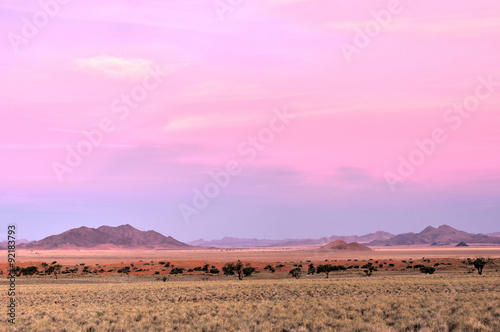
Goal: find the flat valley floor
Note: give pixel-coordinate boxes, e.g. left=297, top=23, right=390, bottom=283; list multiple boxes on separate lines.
left=1, top=247, right=499, bottom=331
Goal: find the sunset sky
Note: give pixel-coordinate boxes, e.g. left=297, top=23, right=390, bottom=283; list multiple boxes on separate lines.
left=1, top=0, right=499, bottom=242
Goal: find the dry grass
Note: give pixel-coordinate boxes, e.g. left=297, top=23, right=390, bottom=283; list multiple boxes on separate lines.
left=1, top=273, right=499, bottom=331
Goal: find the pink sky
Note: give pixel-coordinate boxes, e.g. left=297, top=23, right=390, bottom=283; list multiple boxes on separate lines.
left=1, top=0, right=499, bottom=241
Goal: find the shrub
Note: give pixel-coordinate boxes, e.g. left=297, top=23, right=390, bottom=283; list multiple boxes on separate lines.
left=21, top=266, right=38, bottom=276
left=316, top=264, right=339, bottom=278
left=473, top=258, right=488, bottom=275
left=169, top=267, right=184, bottom=275
left=289, top=268, right=302, bottom=279
left=363, top=266, right=375, bottom=277
left=117, top=266, right=131, bottom=274
left=264, top=265, right=276, bottom=273
left=420, top=266, right=435, bottom=274
left=222, top=261, right=255, bottom=280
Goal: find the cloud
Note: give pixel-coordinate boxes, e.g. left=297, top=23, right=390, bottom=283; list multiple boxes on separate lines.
left=73, top=55, right=154, bottom=80
left=329, top=167, right=377, bottom=189
left=267, top=0, right=313, bottom=8
left=327, top=16, right=500, bottom=38
left=165, top=112, right=265, bottom=131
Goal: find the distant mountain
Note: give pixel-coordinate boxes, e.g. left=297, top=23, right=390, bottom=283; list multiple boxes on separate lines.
left=488, top=232, right=500, bottom=237
left=318, top=240, right=371, bottom=251
left=19, top=224, right=190, bottom=250
left=189, top=237, right=286, bottom=247
left=274, top=231, right=394, bottom=247
left=368, top=225, right=500, bottom=246
left=190, top=231, right=394, bottom=248
left=0, top=238, right=31, bottom=249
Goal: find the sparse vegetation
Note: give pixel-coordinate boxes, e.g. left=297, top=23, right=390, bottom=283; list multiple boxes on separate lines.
left=289, top=267, right=302, bottom=279
left=169, top=267, right=184, bottom=275
left=1, top=274, right=498, bottom=331
left=473, top=258, right=488, bottom=275
left=419, top=266, right=435, bottom=274
left=222, top=260, right=256, bottom=280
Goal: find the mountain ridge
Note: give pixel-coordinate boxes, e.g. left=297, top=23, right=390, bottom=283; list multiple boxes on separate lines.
left=189, top=226, right=500, bottom=247
left=368, top=224, right=500, bottom=246
left=190, top=231, right=395, bottom=247
left=19, top=224, right=190, bottom=250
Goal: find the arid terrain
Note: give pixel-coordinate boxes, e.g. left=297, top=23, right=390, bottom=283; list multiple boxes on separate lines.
left=1, top=246, right=500, bottom=331
left=11, top=246, right=500, bottom=264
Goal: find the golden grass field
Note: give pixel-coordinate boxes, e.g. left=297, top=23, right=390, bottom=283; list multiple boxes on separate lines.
left=1, top=274, right=499, bottom=331
left=1, top=248, right=499, bottom=331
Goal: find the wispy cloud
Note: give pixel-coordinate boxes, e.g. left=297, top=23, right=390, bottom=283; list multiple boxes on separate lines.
left=73, top=55, right=154, bottom=80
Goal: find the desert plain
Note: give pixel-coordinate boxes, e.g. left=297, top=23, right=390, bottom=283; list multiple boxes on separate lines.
left=1, top=246, right=499, bottom=331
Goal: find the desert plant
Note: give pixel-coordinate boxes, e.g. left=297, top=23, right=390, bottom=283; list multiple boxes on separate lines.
left=46, top=264, right=62, bottom=279
left=316, top=264, right=338, bottom=278
left=169, top=267, right=184, bottom=275
left=289, top=268, right=302, bottom=279
left=307, top=263, right=316, bottom=275
left=20, top=266, right=39, bottom=276
left=473, top=258, right=488, bottom=275
left=222, top=261, right=255, bottom=280
left=363, top=266, right=375, bottom=277
left=242, top=264, right=256, bottom=278
left=264, top=265, right=276, bottom=273
left=420, top=266, right=435, bottom=274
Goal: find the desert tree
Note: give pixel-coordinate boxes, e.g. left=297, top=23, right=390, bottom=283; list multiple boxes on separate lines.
left=46, top=264, right=62, bottom=279
left=473, top=258, right=488, bottom=275
left=316, top=264, right=338, bottom=278
left=363, top=266, right=375, bottom=277
left=307, top=263, right=316, bottom=275
left=264, top=265, right=276, bottom=273
left=222, top=260, right=255, bottom=280
left=20, top=266, right=39, bottom=276
left=289, top=267, right=302, bottom=279
left=222, top=262, right=236, bottom=276
left=419, top=266, right=435, bottom=274
left=169, top=267, right=184, bottom=275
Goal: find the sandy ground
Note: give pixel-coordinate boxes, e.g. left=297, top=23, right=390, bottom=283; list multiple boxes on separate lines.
left=10, top=246, right=500, bottom=265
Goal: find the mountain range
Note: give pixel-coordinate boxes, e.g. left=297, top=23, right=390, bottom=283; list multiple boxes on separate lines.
left=191, top=225, right=500, bottom=247
left=19, top=224, right=190, bottom=250
left=318, top=240, right=372, bottom=251
left=367, top=225, right=500, bottom=246
left=189, top=231, right=395, bottom=247
left=5, top=224, right=500, bottom=250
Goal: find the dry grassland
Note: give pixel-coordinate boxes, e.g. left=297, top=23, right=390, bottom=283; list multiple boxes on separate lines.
left=1, top=273, right=499, bottom=331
